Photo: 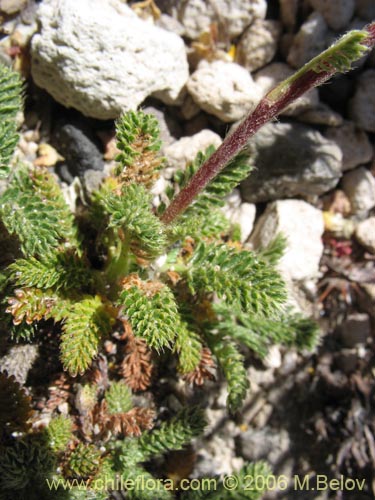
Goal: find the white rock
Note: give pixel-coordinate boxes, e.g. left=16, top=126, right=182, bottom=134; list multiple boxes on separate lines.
left=31, top=0, right=188, bottom=119
left=0, top=0, right=27, bottom=14
left=263, top=345, right=282, bottom=369
left=308, top=0, right=355, bottom=30
left=175, top=0, right=267, bottom=40
left=349, top=70, right=375, bottom=133
left=250, top=200, right=324, bottom=281
left=163, top=129, right=222, bottom=177
left=222, top=190, right=256, bottom=242
left=187, top=60, right=262, bottom=122
left=287, top=12, right=330, bottom=68
left=254, top=62, right=319, bottom=116
left=325, top=121, right=373, bottom=171
left=355, top=217, right=375, bottom=253
left=341, top=167, right=375, bottom=216
left=236, top=19, right=281, bottom=72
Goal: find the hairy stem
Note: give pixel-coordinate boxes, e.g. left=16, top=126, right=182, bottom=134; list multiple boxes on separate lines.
left=161, top=22, right=375, bottom=225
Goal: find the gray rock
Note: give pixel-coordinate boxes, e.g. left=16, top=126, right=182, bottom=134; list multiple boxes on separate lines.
left=308, top=0, right=355, bottom=30
left=279, top=0, right=299, bottom=30
left=355, top=0, right=375, bottom=21
left=172, top=0, right=267, bottom=40
left=31, top=0, right=188, bottom=119
left=163, top=129, right=222, bottom=178
left=325, top=121, right=373, bottom=171
left=349, top=70, right=375, bottom=132
left=0, top=345, right=39, bottom=385
left=187, top=60, right=262, bottom=122
left=236, top=19, right=282, bottom=72
left=221, top=190, right=256, bottom=243
left=141, top=106, right=182, bottom=147
left=254, top=62, right=319, bottom=116
left=355, top=216, right=375, bottom=253
left=240, top=122, right=342, bottom=203
left=239, top=427, right=290, bottom=465
left=341, top=167, right=375, bottom=216
left=297, top=103, right=344, bottom=126
left=287, top=12, right=330, bottom=68
left=51, top=118, right=104, bottom=181
left=249, top=199, right=324, bottom=281
left=339, top=313, right=371, bottom=347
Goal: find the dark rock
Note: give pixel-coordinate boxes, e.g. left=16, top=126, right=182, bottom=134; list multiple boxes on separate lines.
left=51, top=117, right=104, bottom=182
left=240, top=122, right=342, bottom=203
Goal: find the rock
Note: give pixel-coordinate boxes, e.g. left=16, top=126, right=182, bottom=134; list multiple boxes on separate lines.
left=325, top=121, right=373, bottom=171
left=236, top=19, right=282, bottom=72
left=355, top=0, right=375, bottom=21
left=240, top=122, right=342, bottom=203
left=249, top=199, right=324, bottom=281
left=222, top=189, right=256, bottom=243
left=297, top=103, right=344, bottom=126
left=172, top=0, right=267, bottom=40
left=141, top=106, right=182, bottom=147
left=287, top=12, right=330, bottom=69
left=355, top=217, right=375, bottom=253
left=0, top=345, right=39, bottom=385
left=163, top=129, right=222, bottom=177
left=279, top=0, right=298, bottom=30
left=341, top=167, right=375, bottom=216
left=239, top=427, right=290, bottom=465
left=254, top=62, right=319, bottom=116
left=349, top=70, right=375, bottom=132
left=31, top=0, right=188, bottom=119
left=51, top=117, right=104, bottom=183
left=0, top=0, right=27, bottom=15
left=187, top=60, right=262, bottom=122
left=308, top=0, right=355, bottom=30
left=339, top=313, right=371, bottom=347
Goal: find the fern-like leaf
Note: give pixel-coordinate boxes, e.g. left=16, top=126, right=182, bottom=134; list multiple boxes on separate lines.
left=185, top=242, right=287, bottom=315
left=104, top=381, right=133, bottom=414
left=8, top=253, right=93, bottom=292
left=0, top=64, right=23, bottom=179
left=174, top=323, right=203, bottom=374
left=119, top=277, right=180, bottom=352
left=95, top=182, right=166, bottom=259
left=138, top=406, right=206, bottom=460
left=206, top=335, right=249, bottom=413
left=213, top=303, right=319, bottom=358
left=0, top=167, right=80, bottom=257
left=60, top=295, right=113, bottom=376
left=115, top=110, right=164, bottom=187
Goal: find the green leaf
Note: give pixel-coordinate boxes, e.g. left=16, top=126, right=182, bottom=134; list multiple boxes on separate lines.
left=0, top=167, right=80, bottom=258
left=185, top=242, right=287, bottom=315
left=119, top=280, right=180, bottom=352
left=60, top=295, right=113, bottom=376
left=206, top=335, right=249, bottom=413
left=0, top=64, right=23, bottom=179
left=138, top=406, right=206, bottom=460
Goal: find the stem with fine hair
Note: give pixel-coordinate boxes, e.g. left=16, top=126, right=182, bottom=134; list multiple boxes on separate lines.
left=161, top=22, right=375, bottom=225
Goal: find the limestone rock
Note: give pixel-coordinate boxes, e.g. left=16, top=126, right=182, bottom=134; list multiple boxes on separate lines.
left=250, top=199, right=324, bottom=281
left=171, top=0, right=267, bottom=40
left=308, top=0, right=355, bottom=30
left=31, top=0, right=188, bottom=119
left=355, top=217, right=375, bottom=253
left=325, top=121, right=373, bottom=171
left=349, top=70, right=375, bottom=132
left=341, top=167, right=375, bottom=216
left=236, top=19, right=281, bottom=72
left=187, top=60, right=262, bottom=122
left=163, top=129, right=222, bottom=177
